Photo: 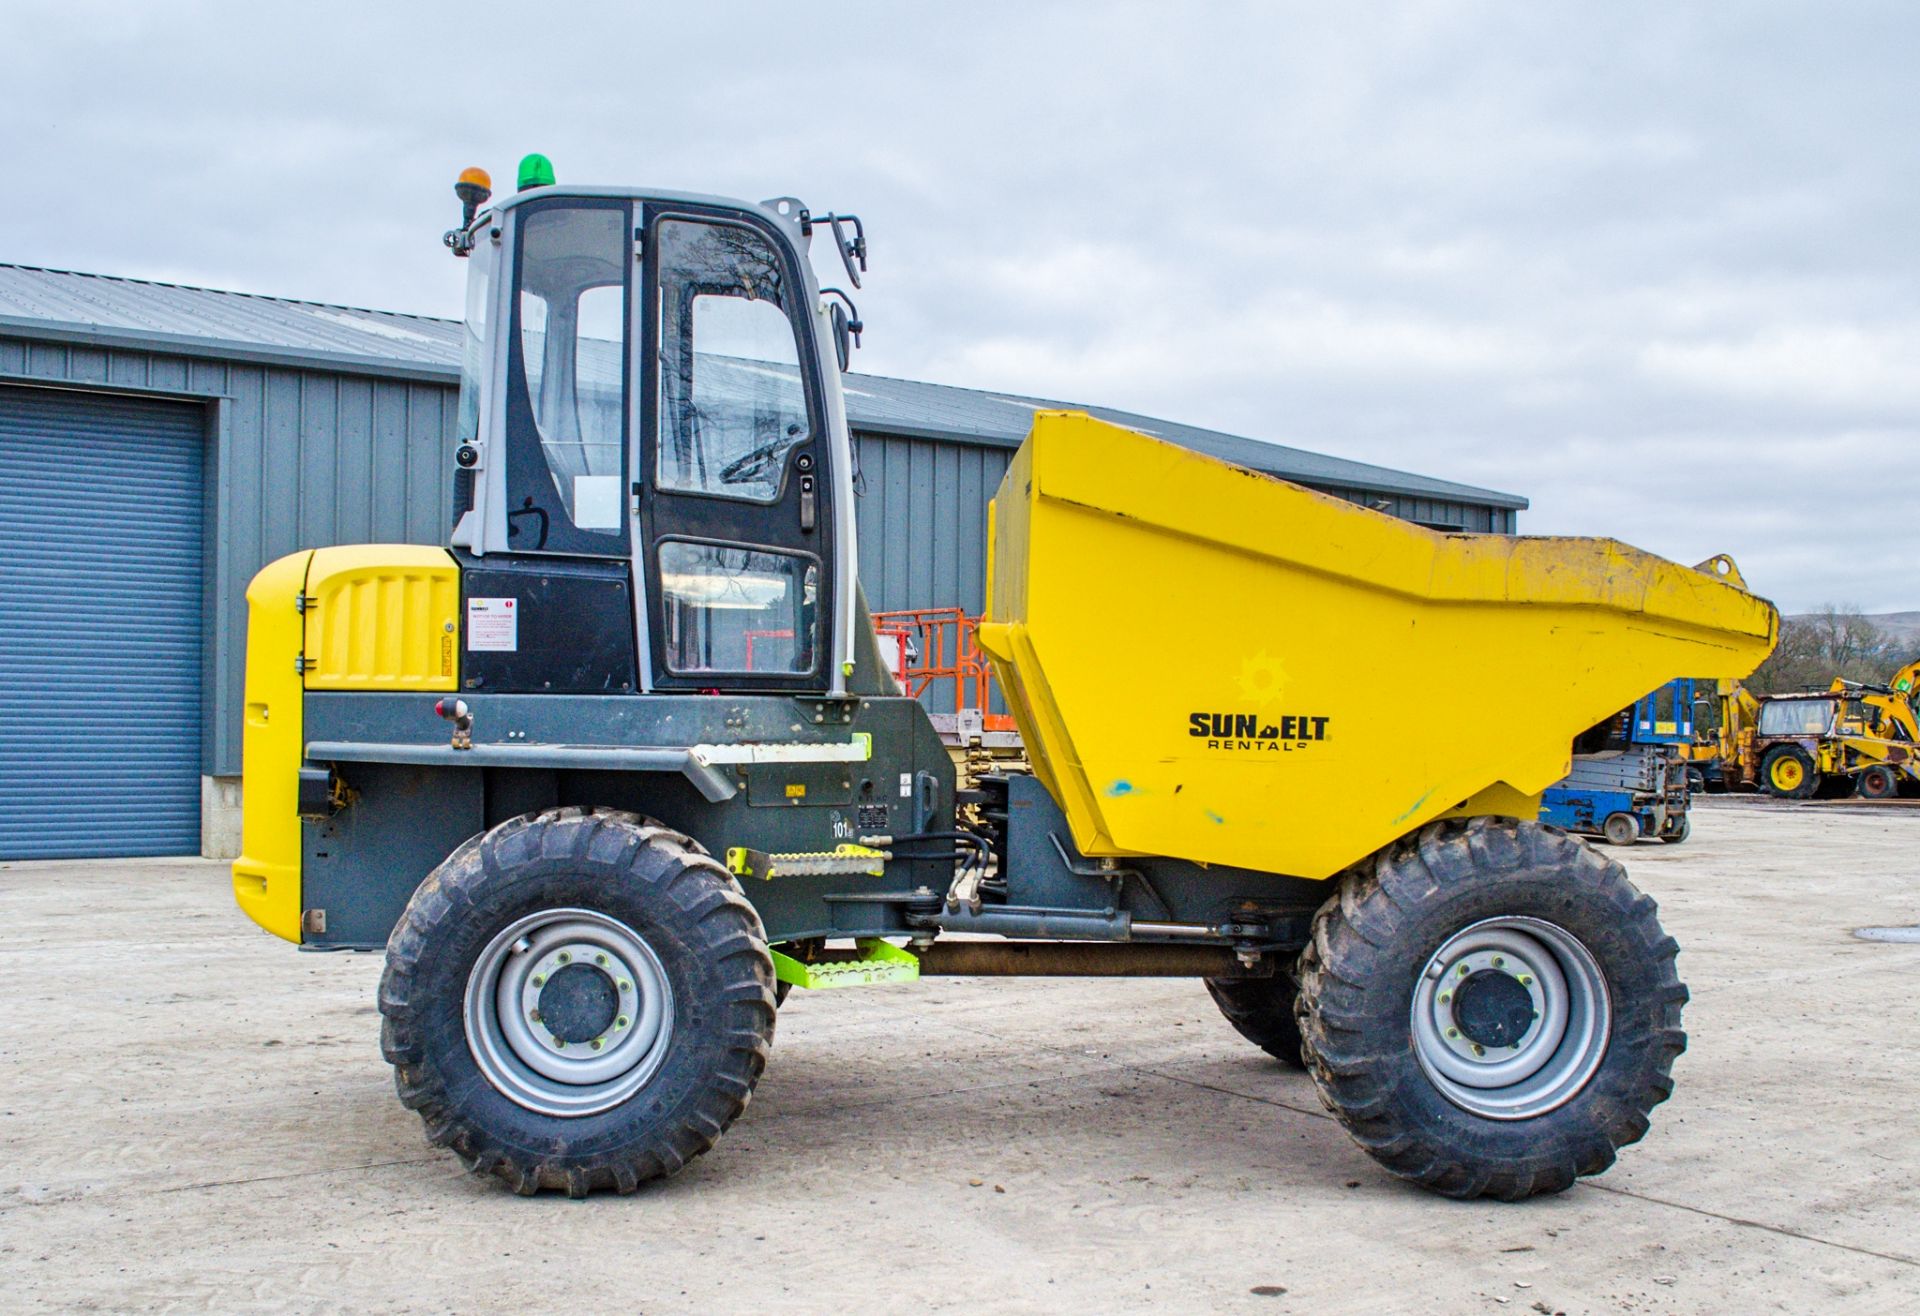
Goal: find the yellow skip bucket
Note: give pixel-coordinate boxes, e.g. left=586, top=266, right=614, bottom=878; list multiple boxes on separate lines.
left=977, top=412, right=1778, bottom=880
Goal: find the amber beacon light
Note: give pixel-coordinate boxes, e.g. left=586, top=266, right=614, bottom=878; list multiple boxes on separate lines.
left=454, top=167, right=493, bottom=225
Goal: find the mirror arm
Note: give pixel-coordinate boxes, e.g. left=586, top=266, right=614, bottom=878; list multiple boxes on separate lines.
left=800, top=211, right=869, bottom=288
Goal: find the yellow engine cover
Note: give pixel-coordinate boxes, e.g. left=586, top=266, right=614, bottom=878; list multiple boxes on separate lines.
left=977, top=412, right=1779, bottom=880
left=302, top=545, right=461, bottom=691
left=233, top=545, right=459, bottom=943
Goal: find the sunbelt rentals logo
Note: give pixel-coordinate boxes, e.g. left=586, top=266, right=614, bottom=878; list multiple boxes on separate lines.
left=1187, top=651, right=1331, bottom=752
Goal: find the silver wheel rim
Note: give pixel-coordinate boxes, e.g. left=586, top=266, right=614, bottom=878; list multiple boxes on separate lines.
left=1410, top=916, right=1611, bottom=1121
left=464, top=907, right=674, bottom=1118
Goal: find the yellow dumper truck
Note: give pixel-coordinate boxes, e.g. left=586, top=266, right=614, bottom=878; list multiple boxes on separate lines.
left=234, top=161, right=1778, bottom=1201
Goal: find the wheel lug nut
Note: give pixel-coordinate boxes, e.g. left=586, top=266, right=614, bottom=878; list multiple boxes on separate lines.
left=532, top=974, right=546, bottom=987
left=529, top=1010, right=541, bottom=1023
left=558, top=952, right=572, bottom=965
left=1472, top=1043, right=1485, bottom=1056
left=1438, top=992, right=1451, bottom=1004
left=1457, top=965, right=1469, bottom=977
left=619, top=980, right=632, bottom=992
left=616, top=1015, right=629, bottom=1029
left=1491, top=955, right=1505, bottom=968
left=1519, top=975, right=1532, bottom=986
left=550, top=1036, right=565, bottom=1048
left=591, top=1039, right=604, bottom=1051
left=1446, top=1027, right=1460, bottom=1039
left=596, top=953, right=608, bottom=966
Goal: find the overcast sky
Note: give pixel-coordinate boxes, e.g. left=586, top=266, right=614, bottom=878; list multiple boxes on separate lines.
left=4, top=2, right=1913, bottom=613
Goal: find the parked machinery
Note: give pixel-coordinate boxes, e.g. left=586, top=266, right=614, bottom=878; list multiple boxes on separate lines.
left=232, top=159, right=1779, bottom=1202
left=1694, top=658, right=1920, bottom=799
left=1541, top=680, right=1694, bottom=845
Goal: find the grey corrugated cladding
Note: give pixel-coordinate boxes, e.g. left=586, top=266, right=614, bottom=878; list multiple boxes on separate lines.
left=0, top=335, right=455, bottom=778
left=0, top=262, right=1525, bottom=777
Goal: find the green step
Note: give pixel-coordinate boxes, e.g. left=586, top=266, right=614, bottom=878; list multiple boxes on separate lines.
left=771, top=939, right=920, bottom=989
left=726, top=843, right=887, bottom=881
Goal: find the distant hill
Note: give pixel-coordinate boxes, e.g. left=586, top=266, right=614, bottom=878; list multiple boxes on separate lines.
left=1788, top=612, right=1920, bottom=648
left=1867, top=612, right=1920, bottom=646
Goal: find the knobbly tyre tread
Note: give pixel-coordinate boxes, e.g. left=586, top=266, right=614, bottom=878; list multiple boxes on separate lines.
left=379, top=806, right=777, bottom=1198
left=1204, top=970, right=1307, bottom=1069
left=1294, top=816, right=1688, bottom=1202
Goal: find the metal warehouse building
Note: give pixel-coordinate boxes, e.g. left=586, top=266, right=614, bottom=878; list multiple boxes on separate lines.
left=0, top=262, right=1526, bottom=861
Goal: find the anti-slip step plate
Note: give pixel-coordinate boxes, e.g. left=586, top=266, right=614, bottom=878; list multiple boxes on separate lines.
left=726, top=844, right=887, bottom=881
left=770, top=939, right=919, bottom=989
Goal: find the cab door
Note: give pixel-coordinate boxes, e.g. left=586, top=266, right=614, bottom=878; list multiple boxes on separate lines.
left=637, top=209, right=833, bottom=691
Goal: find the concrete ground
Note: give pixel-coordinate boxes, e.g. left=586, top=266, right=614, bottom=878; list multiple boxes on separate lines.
left=3, top=803, right=1918, bottom=1314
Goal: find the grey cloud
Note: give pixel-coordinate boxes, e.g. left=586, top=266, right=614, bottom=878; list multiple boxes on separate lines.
left=1, top=0, right=1911, bottom=611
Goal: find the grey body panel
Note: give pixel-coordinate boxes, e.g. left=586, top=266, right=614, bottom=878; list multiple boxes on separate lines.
left=306, top=740, right=737, bottom=802
left=987, top=775, right=1330, bottom=940
left=304, top=764, right=482, bottom=948
left=299, top=689, right=955, bottom=950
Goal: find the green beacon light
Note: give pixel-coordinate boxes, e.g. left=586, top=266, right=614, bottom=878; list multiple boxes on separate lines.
left=517, top=153, right=556, bottom=191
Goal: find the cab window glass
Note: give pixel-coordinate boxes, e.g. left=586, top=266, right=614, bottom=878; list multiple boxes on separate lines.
left=456, top=236, right=493, bottom=445
left=1757, top=699, right=1833, bottom=737
left=507, top=204, right=628, bottom=548
left=657, top=541, right=817, bottom=674
left=656, top=220, right=810, bottom=503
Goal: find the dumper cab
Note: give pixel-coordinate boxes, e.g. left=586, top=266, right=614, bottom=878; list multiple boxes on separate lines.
left=448, top=180, right=860, bottom=694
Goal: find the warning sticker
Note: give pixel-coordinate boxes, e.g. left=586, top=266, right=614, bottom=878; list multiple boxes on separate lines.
left=467, top=597, right=518, bottom=652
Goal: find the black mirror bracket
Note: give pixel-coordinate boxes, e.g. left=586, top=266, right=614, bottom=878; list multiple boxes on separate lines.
left=798, top=210, right=869, bottom=288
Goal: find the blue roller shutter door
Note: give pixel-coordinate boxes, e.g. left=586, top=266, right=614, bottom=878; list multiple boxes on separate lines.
left=0, top=386, right=205, bottom=858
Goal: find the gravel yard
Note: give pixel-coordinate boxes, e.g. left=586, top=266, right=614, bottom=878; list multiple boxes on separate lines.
left=3, top=800, right=1918, bottom=1313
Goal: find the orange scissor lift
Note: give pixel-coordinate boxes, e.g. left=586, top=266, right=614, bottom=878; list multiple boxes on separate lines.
left=870, top=607, right=1024, bottom=775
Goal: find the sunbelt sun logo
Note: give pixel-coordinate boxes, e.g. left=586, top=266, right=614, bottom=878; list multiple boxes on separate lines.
left=1187, top=651, right=1330, bottom=752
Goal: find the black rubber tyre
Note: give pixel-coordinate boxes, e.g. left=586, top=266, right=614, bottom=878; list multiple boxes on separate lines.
left=1295, top=817, right=1688, bottom=1201
left=379, top=806, right=776, bottom=1197
left=1685, top=767, right=1707, bottom=796
left=1813, top=773, right=1855, bottom=800
left=1661, top=813, right=1692, bottom=845
left=1600, top=812, right=1639, bottom=846
left=1760, top=745, right=1819, bottom=799
left=1205, top=971, right=1307, bottom=1069
left=1854, top=766, right=1899, bottom=800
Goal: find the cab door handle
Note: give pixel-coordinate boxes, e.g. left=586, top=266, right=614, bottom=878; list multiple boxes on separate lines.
left=799, top=475, right=816, bottom=532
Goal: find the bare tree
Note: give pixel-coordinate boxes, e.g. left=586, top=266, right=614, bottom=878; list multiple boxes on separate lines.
left=1748, top=606, right=1906, bottom=693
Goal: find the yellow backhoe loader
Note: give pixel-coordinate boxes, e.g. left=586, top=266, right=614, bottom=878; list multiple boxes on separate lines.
left=1694, top=659, right=1920, bottom=799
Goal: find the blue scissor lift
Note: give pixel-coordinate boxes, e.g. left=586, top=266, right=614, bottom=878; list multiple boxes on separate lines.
left=1541, top=679, right=1695, bottom=846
